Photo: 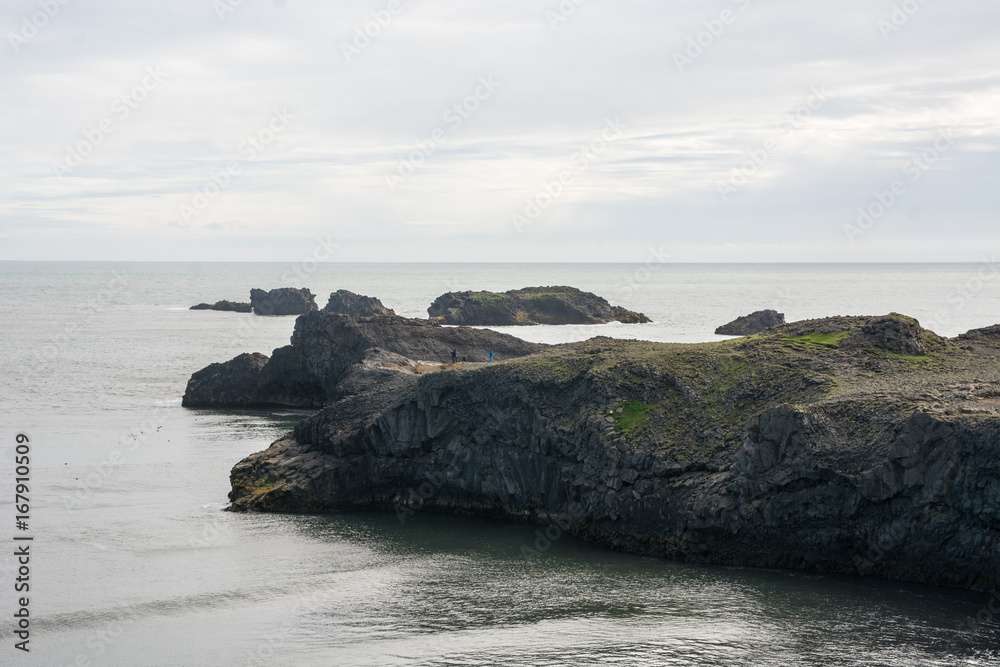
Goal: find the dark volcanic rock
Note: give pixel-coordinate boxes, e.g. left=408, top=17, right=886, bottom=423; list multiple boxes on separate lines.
left=323, top=290, right=395, bottom=317
left=183, top=313, right=545, bottom=408
left=226, top=312, right=1000, bottom=592
left=190, top=300, right=252, bottom=313
left=182, top=352, right=269, bottom=407
left=250, top=288, right=318, bottom=316
left=715, top=309, right=785, bottom=336
left=428, top=286, right=650, bottom=326
left=841, top=313, right=928, bottom=356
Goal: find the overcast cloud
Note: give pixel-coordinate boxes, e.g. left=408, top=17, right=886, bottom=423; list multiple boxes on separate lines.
left=1, top=0, right=997, bottom=262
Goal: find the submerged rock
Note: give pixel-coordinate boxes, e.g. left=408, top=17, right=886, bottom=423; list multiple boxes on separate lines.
left=224, top=312, right=1000, bottom=591
left=323, top=290, right=395, bottom=317
left=715, top=309, right=785, bottom=336
left=190, top=300, right=252, bottom=313
left=250, top=288, right=318, bottom=316
left=428, top=286, right=650, bottom=326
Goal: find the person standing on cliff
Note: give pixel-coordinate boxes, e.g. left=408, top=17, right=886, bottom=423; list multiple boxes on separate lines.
left=452, top=349, right=458, bottom=364
left=489, top=350, right=494, bottom=363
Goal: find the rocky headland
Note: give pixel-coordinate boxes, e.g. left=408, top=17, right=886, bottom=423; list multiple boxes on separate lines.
left=428, top=286, right=651, bottom=325
left=212, top=311, right=1000, bottom=591
left=190, top=300, right=253, bottom=313
left=250, top=287, right=318, bottom=316
left=323, top=290, right=395, bottom=317
left=182, top=312, right=544, bottom=409
left=716, top=309, right=786, bottom=335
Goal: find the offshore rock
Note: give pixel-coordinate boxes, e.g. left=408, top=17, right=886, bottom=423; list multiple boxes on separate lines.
left=183, top=312, right=544, bottom=408
left=323, top=290, right=395, bottom=317
left=715, top=309, right=785, bottom=336
left=226, top=313, right=1000, bottom=591
left=428, top=286, right=650, bottom=326
left=250, top=288, right=318, bottom=316
left=190, top=300, right=253, bottom=313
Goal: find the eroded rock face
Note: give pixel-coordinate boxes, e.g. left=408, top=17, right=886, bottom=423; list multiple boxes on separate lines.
left=182, top=313, right=545, bottom=408
left=428, top=286, right=651, bottom=325
left=841, top=314, right=927, bottom=356
left=323, top=290, right=395, bottom=317
left=250, top=288, right=318, bottom=316
left=182, top=352, right=269, bottom=407
left=715, top=310, right=785, bottom=336
left=190, top=300, right=253, bottom=313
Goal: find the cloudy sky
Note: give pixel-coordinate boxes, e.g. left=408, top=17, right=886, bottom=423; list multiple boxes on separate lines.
left=1, top=0, right=997, bottom=262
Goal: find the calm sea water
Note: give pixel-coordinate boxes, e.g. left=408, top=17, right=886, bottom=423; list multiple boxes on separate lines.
left=1, top=262, right=998, bottom=666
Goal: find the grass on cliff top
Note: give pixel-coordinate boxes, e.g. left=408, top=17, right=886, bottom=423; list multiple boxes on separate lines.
left=469, top=291, right=512, bottom=306
left=613, top=401, right=655, bottom=436
left=780, top=331, right=851, bottom=350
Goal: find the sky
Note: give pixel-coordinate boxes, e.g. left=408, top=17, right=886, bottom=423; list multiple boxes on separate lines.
left=1, top=0, right=997, bottom=262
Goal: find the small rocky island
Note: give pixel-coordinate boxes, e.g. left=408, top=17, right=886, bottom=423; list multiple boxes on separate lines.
left=190, top=300, right=252, bottom=313
left=185, top=310, right=1000, bottom=592
left=716, top=309, right=785, bottom=335
left=323, top=290, right=395, bottom=317
left=428, top=286, right=650, bottom=325
left=250, top=287, right=319, bottom=316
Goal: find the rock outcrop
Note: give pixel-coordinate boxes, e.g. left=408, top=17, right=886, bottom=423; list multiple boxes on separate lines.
left=224, top=313, right=1000, bottom=592
left=841, top=313, right=928, bottom=356
left=715, top=309, right=785, bottom=336
left=323, top=290, right=395, bottom=317
left=182, top=312, right=544, bottom=408
left=190, top=300, right=252, bottom=313
left=250, top=288, right=318, bottom=316
left=428, top=286, right=650, bottom=326
left=182, top=352, right=269, bottom=407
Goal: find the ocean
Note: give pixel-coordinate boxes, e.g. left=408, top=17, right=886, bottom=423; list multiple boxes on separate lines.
left=1, top=261, right=998, bottom=666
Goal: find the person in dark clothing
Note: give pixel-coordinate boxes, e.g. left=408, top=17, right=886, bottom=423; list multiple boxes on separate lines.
left=452, top=350, right=458, bottom=363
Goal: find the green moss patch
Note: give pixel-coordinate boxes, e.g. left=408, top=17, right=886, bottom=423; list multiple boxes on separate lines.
left=613, top=401, right=655, bottom=435
left=780, top=331, right=851, bottom=350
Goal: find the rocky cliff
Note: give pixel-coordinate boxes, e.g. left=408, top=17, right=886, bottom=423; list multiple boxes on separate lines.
left=323, top=290, right=395, bottom=317
left=226, top=313, right=1000, bottom=591
left=250, top=287, right=318, bottom=316
left=182, top=312, right=544, bottom=408
left=428, top=286, right=651, bottom=325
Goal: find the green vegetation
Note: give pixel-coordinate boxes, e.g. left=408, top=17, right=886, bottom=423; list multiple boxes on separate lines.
left=470, top=292, right=511, bottom=306
left=781, top=331, right=851, bottom=350
left=613, top=401, right=655, bottom=435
